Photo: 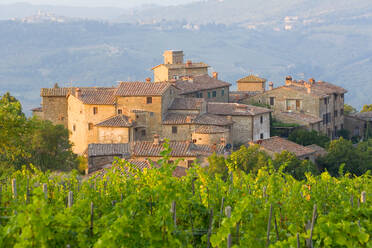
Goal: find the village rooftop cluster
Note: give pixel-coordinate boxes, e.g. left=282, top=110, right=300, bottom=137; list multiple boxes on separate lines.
left=32, top=50, right=368, bottom=174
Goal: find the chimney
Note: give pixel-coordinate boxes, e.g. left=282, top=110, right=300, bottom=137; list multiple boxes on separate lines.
left=308, top=78, right=315, bottom=84
left=227, top=115, right=232, bottom=122
left=186, top=60, right=192, bottom=67
left=220, top=137, right=226, bottom=146
left=305, top=82, right=312, bottom=94
left=153, top=134, right=160, bottom=145
left=285, top=76, right=292, bottom=86
left=186, top=115, right=193, bottom=123
left=75, top=88, right=81, bottom=98
left=146, top=77, right=151, bottom=83
left=268, top=82, right=274, bottom=90
left=212, top=72, right=218, bottom=80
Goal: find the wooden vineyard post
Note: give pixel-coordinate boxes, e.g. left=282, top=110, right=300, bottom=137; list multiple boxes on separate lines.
left=361, top=191, right=366, bottom=204
left=266, top=204, right=273, bottom=248
left=225, top=206, right=232, bottom=248
left=68, top=191, right=73, bottom=208
left=26, top=178, right=30, bottom=204
left=90, top=202, right=94, bottom=237
left=219, top=197, right=225, bottom=227
left=207, top=209, right=214, bottom=248
left=171, top=201, right=176, bottom=228
left=297, top=233, right=300, bottom=248
left=12, top=179, right=17, bottom=199
left=43, top=183, right=48, bottom=200
left=308, top=204, right=317, bottom=248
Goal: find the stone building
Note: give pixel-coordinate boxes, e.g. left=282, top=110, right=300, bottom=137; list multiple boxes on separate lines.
left=344, top=112, right=371, bottom=140
left=244, top=77, right=347, bottom=138
left=236, top=75, right=266, bottom=92
left=251, top=136, right=317, bottom=162
left=152, top=50, right=209, bottom=82
left=173, top=74, right=230, bottom=102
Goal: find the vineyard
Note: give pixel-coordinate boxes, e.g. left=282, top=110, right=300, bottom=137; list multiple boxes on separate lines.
left=0, top=148, right=371, bottom=247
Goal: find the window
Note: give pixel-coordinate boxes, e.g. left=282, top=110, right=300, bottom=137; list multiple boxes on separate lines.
left=141, top=130, right=146, bottom=137
left=212, top=91, right=217, bottom=97
left=88, top=123, right=93, bottom=130
left=172, top=126, right=178, bottom=134
left=341, top=94, right=344, bottom=99
left=150, top=112, right=154, bottom=117
left=118, top=109, right=122, bottom=114
left=323, top=114, right=326, bottom=125
left=334, top=110, right=338, bottom=117
left=269, top=97, right=275, bottom=106
left=296, top=100, right=301, bottom=110
left=93, top=107, right=98, bottom=115
left=73, top=124, right=76, bottom=132
left=196, top=92, right=203, bottom=98
left=208, top=92, right=211, bottom=98
left=260, top=116, right=263, bottom=124
left=221, top=89, right=225, bottom=96
left=340, top=109, right=344, bottom=115
left=187, top=160, right=194, bottom=168
left=324, top=98, right=328, bottom=105
left=146, top=97, right=152, bottom=104
left=192, top=139, right=197, bottom=143
left=260, top=133, right=264, bottom=139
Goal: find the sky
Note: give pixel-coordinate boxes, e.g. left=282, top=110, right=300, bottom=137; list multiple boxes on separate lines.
left=0, top=0, right=201, bottom=8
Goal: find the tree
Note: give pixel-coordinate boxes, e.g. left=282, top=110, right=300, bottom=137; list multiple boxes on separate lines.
left=228, top=145, right=270, bottom=174
left=317, top=137, right=371, bottom=176
left=361, top=104, right=372, bottom=113
left=344, top=104, right=357, bottom=115
left=272, top=151, right=318, bottom=180
left=206, top=153, right=228, bottom=179
left=288, top=129, right=330, bottom=148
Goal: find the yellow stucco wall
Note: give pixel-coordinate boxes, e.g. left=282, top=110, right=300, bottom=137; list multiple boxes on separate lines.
left=96, top=127, right=130, bottom=144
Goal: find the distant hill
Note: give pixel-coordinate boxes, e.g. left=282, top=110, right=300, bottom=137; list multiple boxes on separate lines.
left=0, top=0, right=372, bottom=113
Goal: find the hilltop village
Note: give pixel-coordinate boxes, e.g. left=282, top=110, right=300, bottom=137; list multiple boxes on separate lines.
left=33, top=50, right=364, bottom=174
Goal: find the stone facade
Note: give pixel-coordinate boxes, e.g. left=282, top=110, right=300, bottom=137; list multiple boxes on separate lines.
left=237, top=75, right=266, bottom=92
left=42, top=95, right=68, bottom=127
left=344, top=115, right=367, bottom=139
left=244, top=77, right=347, bottom=139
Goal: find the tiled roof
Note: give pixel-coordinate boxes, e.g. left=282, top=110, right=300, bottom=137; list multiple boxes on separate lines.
left=115, top=82, right=172, bottom=96
left=208, top=102, right=272, bottom=116
left=194, top=125, right=229, bottom=134
left=41, top=87, right=71, bottom=97
left=174, top=75, right=231, bottom=95
left=353, top=111, right=372, bottom=121
left=229, top=91, right=261, bottom=102
left=306, top=144, right=327, bottom=157
left=163, top=113, right=232, bottom=126
left=255, top=136, right=316, bottom=157
left=169, top=98, right=205, bottom=110
left=88, top=143, right=131, bottom=157
left=132, top=141, right=224, bottom=157
left=78, top=88, right=116, bottom=105
left=31, top=107, right=42, bottom=112
left=275, top=111, right=322, bottom=124
left=275, top=80, right=347, bottom=98
left=152, top=62, right=209, bottom=70
left=95, top=115, right=132, bottom=127
left=237, top=75, right=266, bottom=83
left=126, top=159, right=153, bottom=170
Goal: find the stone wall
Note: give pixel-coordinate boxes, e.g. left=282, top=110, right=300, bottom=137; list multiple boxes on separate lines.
left=42, top=96, right=68, bottom=127
left=96, top=127, right=131, bottom=143
left=182, top=86, right=229, bottom=103
left=344, top=115, right=366, bottom=139
left=237, top=82, right=265, bottom=92
left=162, top=124, right=194, bottom=141
left=153, top=65, right=208, bottom=82
left=192, top=131, right=230, bottom=145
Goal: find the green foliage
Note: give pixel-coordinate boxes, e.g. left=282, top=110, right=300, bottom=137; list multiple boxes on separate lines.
left=270, top=118, right=300, bottom=137
left=318, top=137, right=372, bottom=176
left=228, top=145, right=270, bottom=174
left=0, top=146, right=371, bottom=247
left=0, top=92, right=77, bottom=174
left=336, top=128, right=350, bottom=140
left=344, top=104, right=357, bottom=115
left=361, top=104, right=372, bottom=113
left=77, top=156, right=88, bottom=174
left=288, top=129, right=330, bottom=148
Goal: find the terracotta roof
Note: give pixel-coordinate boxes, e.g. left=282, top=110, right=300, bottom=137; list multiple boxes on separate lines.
left=169, top=98, right=205, bottom=110
left=229, top=91, right=261, bottom=102
left=132, top=141, right=224, bottom=157
left=163, top=113, right=232, bottom=126
left=126, top=159, right=153, bottom=170
left=174, top=75, right=231, bottom=95
left=353, top=112, right=372, bottom=121
left=78, top=88, right=116, bottom=105
left=273, top=80, right=347, bottom=98
left=95, top=115, right=132, bottom=127
left=88, top=143, right=131, bottom=157
left=275, top=111, right=322, bottom=125
left=41, top=87, right=71, bottom=97
left=31, top=107, right=42, bottom=112
left=115, top=82, right=172, bottom=96
left=255, top=136, right=316, bottom=157
left=194, top=125, right=229, bottom=134
left=237, top=75, right=266, bottom=83
left=208, top=102, right=272, bottom=116
left=306, top=144, right=327, bottom=157
left=152, top=62, right=209, bottom=70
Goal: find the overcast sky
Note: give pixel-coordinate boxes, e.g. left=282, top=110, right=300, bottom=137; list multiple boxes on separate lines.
left=0, top=0, right=201, bottom=8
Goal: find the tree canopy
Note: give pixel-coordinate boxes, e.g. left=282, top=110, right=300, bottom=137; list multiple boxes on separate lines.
left=361, top=104, right=372, bottom=113
left=288, top=129, right=330, bottom=148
